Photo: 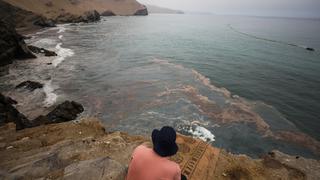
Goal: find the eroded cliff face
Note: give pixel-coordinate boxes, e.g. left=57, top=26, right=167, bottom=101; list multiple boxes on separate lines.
left=3, top=0, right=147, bottom=19
left=0, top=118, right=319, bottom=180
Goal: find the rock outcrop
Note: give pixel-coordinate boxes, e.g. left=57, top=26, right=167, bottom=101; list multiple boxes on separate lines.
left=134, top=6, right=148, bottom=16
left=27, top=45, right=57, bottom=57
left=55, top=10, right=101, bottom=23
left=101, top=10, right=116, bottom=16
left=15, top=81, right=44, bottom=91
left=33, top=101, right=84, bottom=126
left=82, top=10, right=101, bottom=23
left=0, top=93, right=31, bottom=130
left=0, top=20, right=36, bottom=67
left=0, top=0, right=56, bottom=33
left=0, top=94, right=84, bottom=130
left=0, top=118, right=319, bottom=180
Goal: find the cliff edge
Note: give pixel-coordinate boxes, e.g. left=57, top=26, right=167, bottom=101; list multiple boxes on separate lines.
left=0, top=118, right=319, bottom=180
left=3, top=0, right=148, bottom=18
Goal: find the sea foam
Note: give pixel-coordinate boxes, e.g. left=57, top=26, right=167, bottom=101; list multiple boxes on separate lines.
left=43, top=80, right=57, bottom=107
left=33, top=38, right=57, bottom=46
left=52, top=43, right=74, bottom=67
left=57, top=26, right=66, bottom=33
left=188, top=125, right=215, bottom=142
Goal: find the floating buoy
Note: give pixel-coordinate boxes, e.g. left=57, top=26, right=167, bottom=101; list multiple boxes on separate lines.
left=306, top=47, right=315, bottom=51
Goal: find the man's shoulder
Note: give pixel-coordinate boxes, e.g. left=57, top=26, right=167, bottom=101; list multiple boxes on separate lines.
left=133, top=145, right=152, bottom=155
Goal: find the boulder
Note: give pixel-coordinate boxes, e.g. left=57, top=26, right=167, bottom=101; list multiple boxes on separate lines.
left=63, top=157, right=126, bottom=180
left=0, top=93, right=84, bottom=130
left=101, top=10, right=116, bottom=16
left=15, top=81, right=44, bottom=91
left=0, top=93, right=31, bottom=130
left=33, top=18, right=56, bottom=27
left=33, top=101, right=84, bottom=125
left=82, top=10, right=101, bottom=22
left=0, top=20, right=36, bottom=67
left=28, top=45, right=57, bottom=56
left=134, top=6, right=148, bottom=16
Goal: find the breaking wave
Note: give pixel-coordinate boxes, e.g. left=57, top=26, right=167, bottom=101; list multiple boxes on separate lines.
left=43, top=80, right=58, bottom=107
left=52, top=43, right=74, bottom=67
left=57, top=26, right=66, bottom=33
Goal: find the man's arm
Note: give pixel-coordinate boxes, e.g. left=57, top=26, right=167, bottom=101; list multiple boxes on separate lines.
left=174, top=165, right=182, bottom=180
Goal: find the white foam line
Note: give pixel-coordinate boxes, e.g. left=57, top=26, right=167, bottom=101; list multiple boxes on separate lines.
left=188, top=125, right=215, bottom=142
left=52, top=43, right=74, bottom=67
left=33, top=38, right=57, bottom=46
left=43, top=80, right=57, bottom=107
left=58, top=35, right=63, bottom=40
left=57, top=26, right=66, bottom=33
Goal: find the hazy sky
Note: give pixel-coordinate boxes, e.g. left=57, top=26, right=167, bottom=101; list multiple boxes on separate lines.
left=139, top=0, right=320, bottom=18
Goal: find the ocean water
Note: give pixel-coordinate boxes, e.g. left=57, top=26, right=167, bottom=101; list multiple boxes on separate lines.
left=1, top=14, right=320, bottom=158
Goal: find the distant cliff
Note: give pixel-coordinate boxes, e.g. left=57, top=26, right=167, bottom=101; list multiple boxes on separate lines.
left=2, top=0, right=148, bottom=20
left=146, top=4, right=184, bottom=14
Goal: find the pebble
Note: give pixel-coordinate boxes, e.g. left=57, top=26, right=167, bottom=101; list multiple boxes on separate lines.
left=6, top=146, right=14, bottom=150
left=21, top=137, right=30, bottom=141
left=222, top=172, right=227, bottom=177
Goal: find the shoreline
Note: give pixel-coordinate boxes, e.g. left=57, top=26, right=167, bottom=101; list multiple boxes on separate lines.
left=1, top=22, right=320, bottom=158
left=1, top=14, right=320, bottom=179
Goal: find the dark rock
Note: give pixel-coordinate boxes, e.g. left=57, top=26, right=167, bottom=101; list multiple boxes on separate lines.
left=268, top=151, right=276, bottom=158
left=134, top=6, right=148, bottom=16
left=55, top=10, right=100, bottom=23
left=0, top=93, right=31, bottom=130
left=33, top=101, right=84, bottom=126
left=0, top=93, right=83, bottom=130
left=0, top=20, right=36, bottom=67
left=306, top=47, right=315, bottom=51
left=22, top=35, right=32, bottom=40
left=0, top=0, right=54, bottom=31
left=55, top=13, right=83, bottom=23
left=15, top=81, right=44, bottom=91
left=101, top=11, right=116, bottom=16
left=33, top=18, right=56, bottom=27
left=28, top=45, right=57, bottom=56
left=82, top=10, right=101, bottom=22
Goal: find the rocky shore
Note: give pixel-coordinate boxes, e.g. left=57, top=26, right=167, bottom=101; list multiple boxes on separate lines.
left=1, top=2, right=319, bottom=179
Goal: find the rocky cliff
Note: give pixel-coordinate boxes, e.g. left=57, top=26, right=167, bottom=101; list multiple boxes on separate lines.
left=146, top=4, right=184, bottom=14
left=0, top=0, right=55, bottom=33
left=0, top=20, right=36, bottom=68
left=3, top=0, right=148, bottom=19
left=0, top=117, right=319, bottom=180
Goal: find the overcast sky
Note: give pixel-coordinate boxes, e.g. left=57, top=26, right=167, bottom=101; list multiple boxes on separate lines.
left=138, top=0, right=320, bottom=18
